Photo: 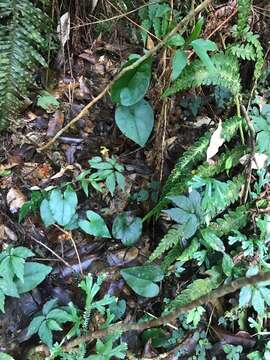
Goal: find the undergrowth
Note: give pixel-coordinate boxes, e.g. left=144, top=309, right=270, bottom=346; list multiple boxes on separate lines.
left=2, top=0, right=270, bottom=359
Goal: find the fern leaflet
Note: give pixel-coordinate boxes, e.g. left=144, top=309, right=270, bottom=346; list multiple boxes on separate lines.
left=164, top=53, right=241, bottom=97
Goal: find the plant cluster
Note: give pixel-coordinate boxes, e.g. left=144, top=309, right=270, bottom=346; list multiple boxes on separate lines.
left=2, top=0, right=270, bottom=359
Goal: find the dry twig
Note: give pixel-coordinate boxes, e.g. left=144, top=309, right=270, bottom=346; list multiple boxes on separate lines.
left=34, top=270, right=270, bottom=353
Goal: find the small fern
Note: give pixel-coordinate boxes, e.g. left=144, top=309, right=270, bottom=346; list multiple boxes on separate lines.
left=166, top=267, right=222, bottom=311
left=229, top=43, right=256, bottom=61
left=236, top=0, right=251, bottom=37
left=0, top=0, right=50, bottom=129
left=161, top=204, right=249, bottom=270
left=207, top=204, right=249, bottom=238
left=245, top=31, right=264, bottom=80
left=150, top=175, right=245, bottom=262
left=144, top=117, right=246, bottom=220
left=149, top=227, right=182, bottom=262
left=164, top=53, right=241, bottom=97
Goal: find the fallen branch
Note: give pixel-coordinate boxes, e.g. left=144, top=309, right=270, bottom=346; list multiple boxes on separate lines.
left=37, top=0, right=212, bottom=152
left=34, top=270, right=270, bottom=353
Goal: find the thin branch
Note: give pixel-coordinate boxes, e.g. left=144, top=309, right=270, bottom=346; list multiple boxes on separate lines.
left=34, top=270, right=270, bottom=353
left=37, top=0, right=212, bottom=152
left=241, top=104, right=257, bottom=203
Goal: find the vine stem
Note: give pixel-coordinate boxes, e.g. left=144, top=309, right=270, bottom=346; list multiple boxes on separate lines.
left=34, top=270, right=270, bottom=353
left=37, top=0, right=212, bottom=152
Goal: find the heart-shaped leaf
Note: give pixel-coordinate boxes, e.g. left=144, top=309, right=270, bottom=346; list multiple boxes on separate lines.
left=115, top=99, right=154, bottom=147
left=47, top=186, right=78, bottom=227
left=111, top=57, right=152, bottom=106
left=40, top=199, right=55, bottom=227
left=79, top=210, right=111, bottom=238
left=121, top=265, right=164, bottom=297
left=112, top=212, right=142, bottom=246
left=15, top=262, right=52, bottom=294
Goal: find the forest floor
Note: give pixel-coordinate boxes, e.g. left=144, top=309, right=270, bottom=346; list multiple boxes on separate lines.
left=1, top=1, right=270, bottom=359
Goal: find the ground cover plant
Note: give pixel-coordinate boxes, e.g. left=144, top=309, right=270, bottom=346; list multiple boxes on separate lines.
left=1, top=0, right=270, bottom=359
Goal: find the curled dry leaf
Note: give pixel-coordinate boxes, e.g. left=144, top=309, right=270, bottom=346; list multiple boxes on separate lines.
left=207, top=121, right=224, bottom=161
left=47, top=111, right=65, bottom=138
left=57, top=12, right=70, bottom=47
left=240, top=153, right=268, bottom=170
left=7, top=188, right=26, bottom=213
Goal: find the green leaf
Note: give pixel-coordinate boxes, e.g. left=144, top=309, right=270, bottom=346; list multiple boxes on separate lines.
left=42, top=299, right=58, bottom=315
left=111, top=57, right=152, bottom=106
left=186, top=17, right=204, bottom=43
left=0, top=278, right=19, bottom=298
left=49, top=186, right=78, bottom=227
left=259, top=286, right=270, bottom=306
left=37, top=91, right=59, bottom=112
left=239, top=286, right=252, bottom=307
left=115, top=172, right=126, bottom=191
left=171, top=50, right=188, bottom=81
left=121, top=265, right=164, bottom=298
left=38, top=321, right=53, bottom=348
left=27, top=315, right=45, bottom=337
left=47, top=319, right=62, bottom=331
left=181, top=214, right=199, bottom=239
left=167, top=34, right=185, bottom=47
left=11, top=256, right=25, bottom=282
left=0, top=353, right=15, bottom=360
left=109, top=299, right=126, bottom=321
left=16, top=262, right=52, bottom=294
left=105, top=172, right=116, bottom=195
left=12, top=247, right=34, bottom=258
left=191, top=39, right=217, bottom=72
left=47, top=308, right=72, bottom=323
left=40, top=199, right=55, bottom=227
left=0, top=289, right=5, bottom=312
left=0, top=257, right=13, bottom=281
left=79, top=210, right=111, bottom=238
left=222, top=253, right=233, bottom=277
left=201, top=229, right=225, bottom=253
left=112, top=212, right=142, bottom=246
left=252, top=288, right=265, bottom=314
left=115, top=99, right=154, bottom=147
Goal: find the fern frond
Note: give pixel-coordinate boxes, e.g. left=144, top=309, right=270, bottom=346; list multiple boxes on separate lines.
left=166, top=267, right=222, bottom=311
left=144, top=117, right=246, bottom=220
left=164, top=53, right=241, bottom=97
left=245, top=31, right=264, bottom=80
left=236, top=0, right=251, bottom=37
left=151, top=174, right=245, bottom=264
left=149, top=226, right=182, bottom=262
left=208, top=204, right=249, bottom=238
left=0, top=0, right=50, bottom=129
left=228, top=43, right=256, bottom=61
left=161, top=204, right=249, bottom=270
